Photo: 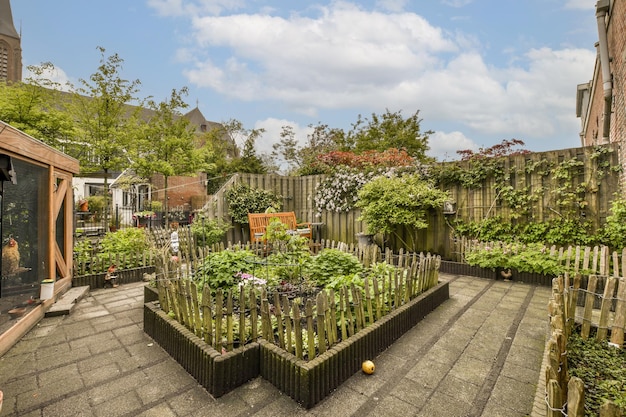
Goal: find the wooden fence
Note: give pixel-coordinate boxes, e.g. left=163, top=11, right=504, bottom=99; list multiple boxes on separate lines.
left=546, top=274, right=625, bottom=416
left=154, top=248, right=440, bottom=360
left=197, top=144, right=621, bottom=258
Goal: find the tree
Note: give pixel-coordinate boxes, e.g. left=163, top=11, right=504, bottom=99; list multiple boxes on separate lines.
left=131, top=87, right=209, bottom=226
left=349, top=109, right=432, bottom=161
left=356, top=174, right=448, bottom=250
left=67, top=47, right=142, bottom=224
left=0, top=62, right=75, bottom=147
left=272, top=122, right=345, bottom=175
left=220, top=119, right=268, bottom=174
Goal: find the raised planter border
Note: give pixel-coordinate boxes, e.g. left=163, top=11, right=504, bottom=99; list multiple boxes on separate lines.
left=259, top=280, right=449, bottom=408
left=143, top=302, right=260, bottom=397
left=74, top=266, right=156, bottom=289
left=439, top=261, right=555, bottom=286
left=144, top=284, right=159, bottom=303
left=143, top=280, right=449, bottom=404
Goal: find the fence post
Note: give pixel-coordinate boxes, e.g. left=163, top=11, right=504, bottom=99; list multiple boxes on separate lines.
left=567, top=376, right=585, bottom=417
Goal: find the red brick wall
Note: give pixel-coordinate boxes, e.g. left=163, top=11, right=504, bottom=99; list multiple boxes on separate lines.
left=151, top=173, right=207, bottom=212
left=581, top=0, right=626, bottom=187
left=610, top=0, right=626, bottom=150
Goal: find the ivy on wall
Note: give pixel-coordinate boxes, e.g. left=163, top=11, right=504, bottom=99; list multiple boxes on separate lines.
left=429, top=141, right=622, bottom=246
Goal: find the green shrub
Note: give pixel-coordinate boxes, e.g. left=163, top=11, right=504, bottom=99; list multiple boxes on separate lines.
left=599, top=195, right=626, bottom=250
left=224, top=183, right=282, bottom=224
left=568, top=332, right=626, bottom=416
left=464, top=242, right=563, bottom=275
left=87, top=195, right=106, bottom=220
left=306, top=249, right=363, bottom=287
left=190, top=215, right=231, bottom=246
left=195, top=249, right=259, bottom=290
left=96, top=228, right=152, bottom=268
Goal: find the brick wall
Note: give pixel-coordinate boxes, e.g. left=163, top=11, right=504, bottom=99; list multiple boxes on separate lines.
left=151, top=173, right=207, bottom=212
left=581, top=0, right=626, bottom=189
left=610, top=0, right=626, bottom=166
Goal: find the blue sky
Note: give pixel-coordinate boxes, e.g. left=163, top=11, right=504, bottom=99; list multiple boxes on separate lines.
left=12, top=0, right=597, bottom=162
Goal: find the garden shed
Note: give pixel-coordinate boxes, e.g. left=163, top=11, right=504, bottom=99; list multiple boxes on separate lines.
left=0, top=121, right=79, bottom=355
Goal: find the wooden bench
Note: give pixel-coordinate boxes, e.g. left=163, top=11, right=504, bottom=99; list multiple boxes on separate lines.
left=247, top=212, right=312, bottom=243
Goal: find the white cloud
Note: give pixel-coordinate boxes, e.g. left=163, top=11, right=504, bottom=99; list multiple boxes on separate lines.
left=25, top=65, right=74, bottom=91
left=255, top=117, right=313, bottom=149
left=254, top=118, right=314, bottom=172
left=177, top=1, right=595, bottom=151
left=427, top=131, right=478, bottom=161
left=184, top=3, right=456, bottom=107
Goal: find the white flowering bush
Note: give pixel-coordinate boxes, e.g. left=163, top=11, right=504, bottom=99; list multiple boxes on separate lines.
left=314, top=167, right=378, bottom=214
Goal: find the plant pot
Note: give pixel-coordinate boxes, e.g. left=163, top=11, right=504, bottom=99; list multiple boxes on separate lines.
left=356, top=233, right=374, bottom=245
left=78, top=201, right=89, bottom=212
left=8, top=307, right=26, bottom=319
left=497, top=267, right=513, bottom=281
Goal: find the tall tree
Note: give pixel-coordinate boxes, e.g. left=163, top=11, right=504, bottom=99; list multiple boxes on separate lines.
left=131, top=87, right=209, bottom=226
left=0, top=62, right=75, bottom=147
left=349, top=109, right=432, bottom=161
left=67, top=47, right=142, bottom=224
left=222, top=119, right=267, bottom=174
left=272, top=122, right=344, bottom=175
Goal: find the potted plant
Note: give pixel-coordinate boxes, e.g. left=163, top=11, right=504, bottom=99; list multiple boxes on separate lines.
left=77, top=198, right=89, bottom=212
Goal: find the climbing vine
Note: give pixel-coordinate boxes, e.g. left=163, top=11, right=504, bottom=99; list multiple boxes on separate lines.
left=431, top=141, right=621, bottom=245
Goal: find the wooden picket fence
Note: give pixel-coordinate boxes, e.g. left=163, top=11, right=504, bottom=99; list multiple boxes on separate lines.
left=74, top=250, right=155, bottom=275
left=545, top=274, right=626, bottom=416
left=154, top=249, right=440, bottom=360
left=456, top=236, right=626, bottom=277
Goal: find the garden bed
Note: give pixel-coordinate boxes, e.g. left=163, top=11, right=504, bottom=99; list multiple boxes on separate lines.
left=73, top=266, right=156, bottom=289
left=143, top=280, right=449, bottom=404
left=439, top=260, right=555, bottom=286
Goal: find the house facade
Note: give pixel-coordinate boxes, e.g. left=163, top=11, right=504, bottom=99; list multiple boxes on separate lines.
left=577, top=0, right=626, bottom=158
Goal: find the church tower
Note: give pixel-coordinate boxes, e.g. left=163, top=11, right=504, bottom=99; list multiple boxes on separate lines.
left=0, top=0, right=21, bottom=82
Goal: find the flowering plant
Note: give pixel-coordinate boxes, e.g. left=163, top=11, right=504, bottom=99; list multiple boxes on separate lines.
left=314, top=167, right=378, bottom=214
left=236, top=272, right=266, bottom=289
left=133, top=210, right=156, bottom=219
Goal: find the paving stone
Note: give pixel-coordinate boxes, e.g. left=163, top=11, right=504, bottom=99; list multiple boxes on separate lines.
left=0, top=278, right=552, bottom=417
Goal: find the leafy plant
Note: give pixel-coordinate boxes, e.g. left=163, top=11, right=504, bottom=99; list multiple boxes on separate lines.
left=356, top=173, right=448, bottom=249
left=306, top=249, right=363, bottom=287
left=464, top=242, right=563, bottom=275
left=599, top=195, right=626, bottom=250
left=73, top=239, right=93, bottom=264
left=325, top=273, right=364, bottom=292
left=190, top=214, right=231, bottom=246
left=225, top=183, right=282, bottom=224
left=452, top=216, right=594, bottom=247
left=149, top=200, right=163, bottom=212
left=195, top=249, right=259, bottom=291
left=568, top=332, right=626, bottom=417
left=87, top=195, right=106, bottom=219
left=96, top=227, right=153, bottom=268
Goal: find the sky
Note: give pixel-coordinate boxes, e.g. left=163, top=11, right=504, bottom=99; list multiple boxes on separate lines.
left=11, top=0, right=598, bottom=162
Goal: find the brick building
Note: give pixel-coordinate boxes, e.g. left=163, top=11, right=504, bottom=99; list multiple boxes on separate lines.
left=0, top=0, right=22, bottom=83
left=577, top=0, right=626, bottom=155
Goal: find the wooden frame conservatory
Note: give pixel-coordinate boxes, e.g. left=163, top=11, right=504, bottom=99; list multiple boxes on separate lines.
left=0, top=121, right=79, bottom=355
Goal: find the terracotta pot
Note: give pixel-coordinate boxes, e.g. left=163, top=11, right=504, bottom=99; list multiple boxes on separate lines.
left=79, top=201, right=89, bottom=212
left=8, top=307, right=26, bottom=319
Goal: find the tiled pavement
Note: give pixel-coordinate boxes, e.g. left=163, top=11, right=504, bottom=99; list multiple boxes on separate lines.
left=0, top=273, right=551, bottom=417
